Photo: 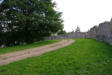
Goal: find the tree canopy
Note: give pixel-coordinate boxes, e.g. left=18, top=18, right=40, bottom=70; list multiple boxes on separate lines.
left=75, top=26, right=80, bottom=32
left=0, top=0, right=63, bottom=46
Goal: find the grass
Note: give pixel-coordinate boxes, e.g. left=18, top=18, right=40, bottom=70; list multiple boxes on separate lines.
left=0, top=39, right=112, bottom=75
left=0, top=40, right=59, bottom=54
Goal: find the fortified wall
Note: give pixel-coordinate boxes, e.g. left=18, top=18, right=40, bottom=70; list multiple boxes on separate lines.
left=46, top=18, right=112, bottom=45
left=88, top=19, right=112, bottom=45
left=45, top=32, right=89, bottom=40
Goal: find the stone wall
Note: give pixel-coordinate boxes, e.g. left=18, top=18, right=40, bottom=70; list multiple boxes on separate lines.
left=88, top=19, right=112, bottom=45
left=46, top=18, right=112, bottom=45
left=45, top=32, right=88, bottom=40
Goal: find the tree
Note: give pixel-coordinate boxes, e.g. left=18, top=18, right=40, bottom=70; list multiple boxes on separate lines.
left=71, top=29, right=74, bottom=33
left=58, top=29, right=66, bottom=35
left=0, top=0, right=63, bottom=46
left=75, top=26, right=80, bottom=32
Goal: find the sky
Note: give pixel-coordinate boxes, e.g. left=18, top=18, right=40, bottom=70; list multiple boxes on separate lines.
left=1, top=0, right=112, bottom=32
left=53, top=0, right=112, bottom=32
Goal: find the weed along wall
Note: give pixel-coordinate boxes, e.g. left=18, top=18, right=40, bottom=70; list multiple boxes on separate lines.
left=46, top=18, right=112, bottom=45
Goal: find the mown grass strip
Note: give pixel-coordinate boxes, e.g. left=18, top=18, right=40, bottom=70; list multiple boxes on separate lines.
left=0, top=39, right=112, bottom=75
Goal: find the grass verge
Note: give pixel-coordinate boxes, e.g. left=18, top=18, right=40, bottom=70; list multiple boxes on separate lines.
left=0, top=39, right=112, bottom=75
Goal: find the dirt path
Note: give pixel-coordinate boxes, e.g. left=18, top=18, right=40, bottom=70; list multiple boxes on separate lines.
left=0, top=40, right=75, bottom=66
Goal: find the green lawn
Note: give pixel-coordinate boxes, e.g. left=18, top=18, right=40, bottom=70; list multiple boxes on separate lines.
left=0, top=40, right=59, bottom=54
left=0, top=39, right=112, bottom=75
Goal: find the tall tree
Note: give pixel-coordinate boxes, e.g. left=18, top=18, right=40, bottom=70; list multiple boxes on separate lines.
left=75, top=26, right=80, bottom=32
left=0, top=0, right=63, bottom=46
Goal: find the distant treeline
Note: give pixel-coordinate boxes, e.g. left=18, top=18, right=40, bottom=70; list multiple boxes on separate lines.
left=0, top=0, right=64, bottom=47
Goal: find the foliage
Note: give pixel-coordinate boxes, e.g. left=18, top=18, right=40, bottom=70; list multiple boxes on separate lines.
left=75, top=26, right=80, bottom=32
left=57, top=29, right=66, bottom=35
left=0, top=0, right=63, bottom=46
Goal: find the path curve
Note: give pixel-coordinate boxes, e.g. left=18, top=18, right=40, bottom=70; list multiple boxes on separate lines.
left=0, top=39, right=75, bottom=66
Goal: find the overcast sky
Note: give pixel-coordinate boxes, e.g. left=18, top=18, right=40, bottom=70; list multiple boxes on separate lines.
left=53, top=0, right=112, bottom=32
left=1, top=0, right=112, bottom=32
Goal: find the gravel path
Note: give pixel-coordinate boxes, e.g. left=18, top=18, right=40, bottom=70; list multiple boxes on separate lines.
left=0, top=40, right=75, bottom=66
